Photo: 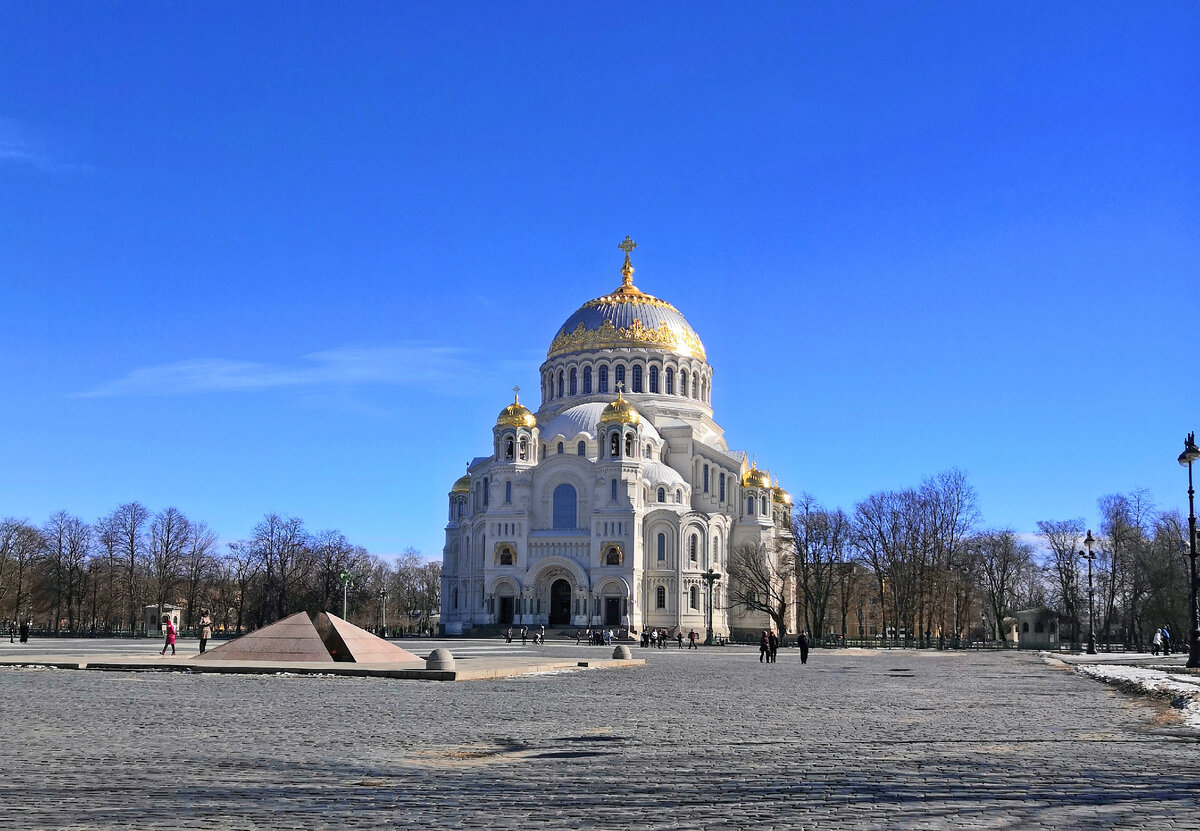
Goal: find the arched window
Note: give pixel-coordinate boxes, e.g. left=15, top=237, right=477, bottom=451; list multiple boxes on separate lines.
left=456, top=501, right=464, bottom=518
left=519, top=436, right=528, bottom=460
left=657, top=487, right=665, bottom=503
left=657, top=533, right=666, bottom=561
left=719, top=472, right=725, bottom=501
left=713, top=535, right=721, bottom=563
left=761, top=496, right=768, bottom=514
left=680, top=371, right=689, bottom=397
left=552, top=484, right=577, bottom=529
left=569, top=368, right=577, bottom=395
left=453, top=587, right=459, bottom=609
left=649, top=366, right=659, bottom=393
left=703, top=464, right=709, bottom=493
left=583, top=366, right=592, bottom=394
left=624, top=434, right=634, bottom=457
left=557, top=442, right=564, bottom=454
left=747, top=497, right=755, bottom=516
left=656, top=585, right=666, bottom=609
left=615, top=364, right=626, bottom=391
left=665, top=367, right=674, bottom=394
left=690, top=586, right=700, bottom=610
left=499, top=547, right=513, bottom=566
left=606, top=547, right=620, bottom=566
left=689, top=534, right=698, bottom=562
left=675, top=489, right=682, bottom=503
left=644, top=443, right=651, bottom=459
left=504, top=437, right=514, bottom=459
left=504, top=481, right=512, bottom=503
left=610, top=432, right=620, bottom=457
left=482, top=478, right=489, bottom=506
left=599, top=365, right=609, bottom=393
left=556, top=371, right=564, bottom=398
left=632, top=365, right=643, bottom=393
left=577, top=440, right=586, bottom=456
left=611, top=479, right=618, bottom=502
left=693, top=377, right=700, bottom=399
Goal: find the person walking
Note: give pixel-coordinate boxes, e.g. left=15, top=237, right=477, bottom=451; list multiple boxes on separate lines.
left=18, top=619, right=29, bottom=644
left=8, top=620, right=14, bottom=643
left=1152, top=627, right=1162, bottom=656
left=1162, top=625, right=1172, bottom=656
left=798, top=630, right=811, bottom=664
left=198, top=609, right=213, bottom=654
left=539, top=625, right=546, bottom=645
left=759, top=630, right=770, bottom=663
left=768, top=629, right=780, bottom=663
left=687, top=629, right=698, bottom=649
left=505, top=627, right=513, bottom=643
left=521, top=626, right=528, bottom=646
left=159, top=616, right=177, bottom=656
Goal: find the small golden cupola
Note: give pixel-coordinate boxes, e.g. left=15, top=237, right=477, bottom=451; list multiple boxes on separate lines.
left=496, top=388, right=536, bottom=429
left=742, top=460, right=770, bottom=489
left=599, top=388, right=641, bottom=426
left=451, top=471, right=471, bottom=494
left=772, top=477, right=792, bottom=505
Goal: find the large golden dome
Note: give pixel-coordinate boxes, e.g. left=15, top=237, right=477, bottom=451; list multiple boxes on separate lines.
left=451, top=473, right=471, bottom=494
left=546, top=237, right=705, bottom=361
left=599, top=389, right=640, bottom=426
left=496, top=391, right=536, bottom=429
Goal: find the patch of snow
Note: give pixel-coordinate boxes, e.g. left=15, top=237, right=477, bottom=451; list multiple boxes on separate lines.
left=1076, top=664, right=1200, bottom=730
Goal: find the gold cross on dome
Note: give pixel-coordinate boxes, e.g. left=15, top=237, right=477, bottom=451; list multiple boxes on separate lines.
left=512, top=385, right=520, bottom=403
left=618, top=236, right=637, bottom=255
left=615, top=381, right=625, bottom=394
left=618, top=236, right=637, bottom=287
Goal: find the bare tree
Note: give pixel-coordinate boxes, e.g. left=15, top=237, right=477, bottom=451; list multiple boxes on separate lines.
left=148, top=507, right=190, bottom=617
left=108, top=502, right=150, bottom=633
left=0, top=519, right=42, bottom=626
left=727, top=541, right=793, bottom=636
left=180, top=520, right=217, bottom=629
left=250, top=514, right=310, bottom=625
left=793, top=494, right=849, bottom=638
left=975, top=530, right=1036, bottom=640
left=1037, top=518, right=1084, bottom=647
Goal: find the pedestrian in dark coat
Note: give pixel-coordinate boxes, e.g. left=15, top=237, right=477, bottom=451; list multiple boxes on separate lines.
left=798, top=630, right=810, bottom=664
left=768, top=629, right=779, bottom=663
left=18, top=619, right=29, bottom=643
left=759, top=630, right=770, bottom=663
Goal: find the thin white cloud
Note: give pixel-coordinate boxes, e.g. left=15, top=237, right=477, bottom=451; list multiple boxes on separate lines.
left=80, top=345, right=479, bottom=398
left=0, top=118, right=92, bottom=173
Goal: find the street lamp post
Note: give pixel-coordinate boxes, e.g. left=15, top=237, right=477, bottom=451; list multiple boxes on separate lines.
left=1178, top=432, right=1200, bottom=668
left=700, top=568, right=721, bottom=646
left=379, top=588, right=389, bottom=637
left=1079, top=530, right=1097, bottom=655
left=338, top=570, right=354, bottom=620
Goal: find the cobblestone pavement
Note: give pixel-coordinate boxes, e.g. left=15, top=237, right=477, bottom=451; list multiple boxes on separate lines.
left=1, top=641, right=1198, bottom=830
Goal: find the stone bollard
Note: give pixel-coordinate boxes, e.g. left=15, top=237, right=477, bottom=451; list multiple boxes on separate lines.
left=612, top=645, right=632, bottom=660
left=426, top=648, right=455, bottom=671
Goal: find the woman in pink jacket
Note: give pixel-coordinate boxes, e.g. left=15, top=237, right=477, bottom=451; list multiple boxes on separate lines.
left=160, top=617, right=177, bottom=656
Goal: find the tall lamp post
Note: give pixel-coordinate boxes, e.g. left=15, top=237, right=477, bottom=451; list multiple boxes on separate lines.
left=1079, top=530, right=1097, bottom=655
left=379, top=588, right=389, bottom=637
left=700, top=568, right=721, bottom=646
left=1178, top=432, right=1200, bottom=668
left=338, top=570, right=354, bottom=620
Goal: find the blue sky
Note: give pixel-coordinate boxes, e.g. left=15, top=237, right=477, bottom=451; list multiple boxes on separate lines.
left=2, top=3, right=1197, bottom=559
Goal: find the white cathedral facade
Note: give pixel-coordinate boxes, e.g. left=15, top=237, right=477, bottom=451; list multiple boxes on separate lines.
left=440, top=239, right=793, bottom=640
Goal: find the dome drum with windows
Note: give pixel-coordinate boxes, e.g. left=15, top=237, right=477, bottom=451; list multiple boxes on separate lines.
left=441, top=237, right=795, bottom=642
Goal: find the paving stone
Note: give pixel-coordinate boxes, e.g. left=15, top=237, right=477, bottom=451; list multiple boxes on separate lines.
left=1, top=643, right=1198, bottom=828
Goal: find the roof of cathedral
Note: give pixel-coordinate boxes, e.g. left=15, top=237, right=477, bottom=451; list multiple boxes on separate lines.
left=546, top=238, right=705, bottom=360
left=642, top=460, right=686, bottom=488
left=539, top=401, right=663, bottom=442
left=451, top=473, right=471, bottom=493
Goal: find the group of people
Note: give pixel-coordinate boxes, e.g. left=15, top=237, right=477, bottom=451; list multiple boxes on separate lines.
left=7, top=620, right=31, bottom=644
left=580, top=628, right=616, bottom=645
left=759, top=629, right=812, bottom=664
left=157, top=609, right=214, bottom=656
left=1151, top=625, right=1175, bottom=656
left=504, top=625, right=547, bottom=645
left=640, top=628, right=688, bottom=649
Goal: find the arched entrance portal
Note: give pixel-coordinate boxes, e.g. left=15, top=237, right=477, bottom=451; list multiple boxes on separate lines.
left=550, top=579, right=572, bottom=625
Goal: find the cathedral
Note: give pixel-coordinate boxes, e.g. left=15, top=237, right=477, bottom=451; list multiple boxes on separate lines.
left=440, top=238, right=793, bottom=640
